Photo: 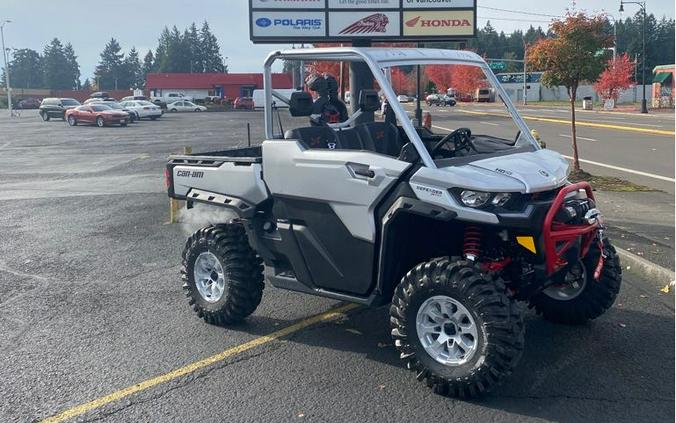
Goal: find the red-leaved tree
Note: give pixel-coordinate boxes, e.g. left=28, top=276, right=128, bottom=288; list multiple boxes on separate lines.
left=527, top=12, right=612, bottom=171
left=390, top=67, right=416, bottom=95
left=425, top=65, right=454, bottom=94
left=452, top=65, right=486, bottom=98
left=594, top=53, right=635, bottom=103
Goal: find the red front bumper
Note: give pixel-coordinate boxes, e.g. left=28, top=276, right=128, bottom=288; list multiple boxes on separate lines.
left=542, top=182, right=601, bottom=275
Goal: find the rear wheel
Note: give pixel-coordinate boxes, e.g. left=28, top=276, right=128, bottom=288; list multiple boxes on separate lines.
left=150, top=116, right=158, bottom=120
left=181, top=224, right=265, bottom=325
left=67, top=116, right=77, bottom=126
left=96, top=116, right=105, bottom=127
left=390, top=257, right=524, bottom=397
left=529, top=239, right=622, bottom=325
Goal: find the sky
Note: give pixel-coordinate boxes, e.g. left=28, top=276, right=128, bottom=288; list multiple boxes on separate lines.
left=1, top=0, right=674, bottom=81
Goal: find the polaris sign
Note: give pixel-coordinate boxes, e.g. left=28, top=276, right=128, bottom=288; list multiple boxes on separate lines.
left=251, top=11, right=326, bottom=38
left=249, top=0, right=476, bottom=43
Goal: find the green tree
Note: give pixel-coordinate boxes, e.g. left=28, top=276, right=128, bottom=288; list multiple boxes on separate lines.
left=43, top=38, right=72, bottom=90
left=63, top=43, right=81, bottom=89
left=527, top=12, right=613, bottom=171
left=186, top=22, right=202, bottom=72
left=154, top=27, right=171, bottom=72
left=81, top=78, right=92, bottom=91
left=95, top=38, right=125, bottom=90
left=142, top=50, right=155, bottom=79
left=124, top=47, right=143, bottom=88
left=200, top=21, right=226, bottom=73
left=2, top=48, right=43, bottom=89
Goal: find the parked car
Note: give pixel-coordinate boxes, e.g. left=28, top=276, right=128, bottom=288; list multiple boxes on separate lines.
left=151, top=92, right=193, bottom=105
left=84, top=97, right=116, bottom=104
left=396, top=94, right=412, bottom=103
left=65, top=104, right=130, bottom=127
left=233, top=97, right=254, bottom=110
left=426, top=94, right=456, bottom=107
left=18, top=98, right=42, bottom=109
left=121, top=95, right=149, bottom=102
left=38, top=98, right=81, bottom=121
left=167, top=100, right=207, bottom=112
left=119, top=100, right=163, bottom=120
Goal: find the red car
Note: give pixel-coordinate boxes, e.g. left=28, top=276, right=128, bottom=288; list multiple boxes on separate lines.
left=65, top=104, right=130, bottom=127
left=233, top=97, right=254, bottom=110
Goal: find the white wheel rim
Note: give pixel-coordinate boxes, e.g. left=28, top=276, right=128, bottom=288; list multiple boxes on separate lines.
left=193, top=252, right=226, bottom=303
left=416, top=295, right=479, bottom=366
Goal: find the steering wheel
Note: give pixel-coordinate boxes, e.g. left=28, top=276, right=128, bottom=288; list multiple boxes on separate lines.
left=430, top=128, right=474, bottom=157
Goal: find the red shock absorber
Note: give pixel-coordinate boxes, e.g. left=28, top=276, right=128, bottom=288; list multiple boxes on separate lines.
left=463, top=225, right=483, bottom=261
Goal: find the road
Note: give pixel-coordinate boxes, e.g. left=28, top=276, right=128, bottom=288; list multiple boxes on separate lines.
left=405, top=103, right=675, bottom=193
left=0, top=113, right=674, bottom=423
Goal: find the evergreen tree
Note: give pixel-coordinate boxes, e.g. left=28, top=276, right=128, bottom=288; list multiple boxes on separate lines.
left=94, top=38, right=124, bottom=90
left=43, top=38, right=72, bottom=90
left=142, top=50, right=155, bottom=77
left=155, top=27, right=171, bottom=72
left=124, top=47, right=143, bottom=88
left=200, top=21, right=226, bottom=73
left=2, top=48, right=43, bottom=89
left=82, top=78, right=92, bottom=91
left=63, top=43, right=81, bottom=89
left=186, top=22, right=202, bottom=73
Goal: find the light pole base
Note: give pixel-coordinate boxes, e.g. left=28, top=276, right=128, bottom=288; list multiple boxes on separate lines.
left=640, top=99, right=648, bottom=114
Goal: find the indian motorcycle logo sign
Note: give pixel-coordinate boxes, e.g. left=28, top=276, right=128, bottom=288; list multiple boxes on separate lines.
left=339, top=13, right=389, bottom=34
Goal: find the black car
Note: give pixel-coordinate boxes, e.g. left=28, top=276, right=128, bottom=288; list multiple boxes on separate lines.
left=39, top=98, right=81, bottom=121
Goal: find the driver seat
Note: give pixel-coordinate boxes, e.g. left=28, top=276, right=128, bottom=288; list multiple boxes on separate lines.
left=357, top=122, right=403, bottom=157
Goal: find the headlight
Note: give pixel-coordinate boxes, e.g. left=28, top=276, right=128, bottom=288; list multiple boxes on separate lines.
left=460, top=190, right=492, bottom=208
left=491, top=192, right=512, bottom=207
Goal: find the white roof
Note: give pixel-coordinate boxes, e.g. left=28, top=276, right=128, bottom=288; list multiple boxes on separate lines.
left=268, top=47, right=486, bottom=67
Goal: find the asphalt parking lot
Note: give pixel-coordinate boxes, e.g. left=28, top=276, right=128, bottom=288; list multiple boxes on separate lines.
left=0, top=111, right=674, bottom=423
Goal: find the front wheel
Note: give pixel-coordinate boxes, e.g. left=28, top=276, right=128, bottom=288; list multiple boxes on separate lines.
left=96, top=116, right=105, bottom=127
left=181, top=224, right=265, bottom=325
left=529, top=239, right=622, bottom=325
left=150, top=116, right=158, bottom=120
left=41, top=112, right=50, bottom=121
left=390, top=257, right=524, bottom=397
left=67, top=116, right=77, bottom=126
left=195, top=108, right=202, bottom=112
left=170, top=108, right=177, bottom=113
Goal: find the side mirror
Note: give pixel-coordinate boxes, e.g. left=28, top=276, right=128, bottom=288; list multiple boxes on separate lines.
left=288, top=91, right=313, bottom=117
left=359, top=89, right=380, bottom=113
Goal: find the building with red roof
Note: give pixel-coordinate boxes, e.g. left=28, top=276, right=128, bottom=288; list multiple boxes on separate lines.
left=145, top=73, right=293, bottom=101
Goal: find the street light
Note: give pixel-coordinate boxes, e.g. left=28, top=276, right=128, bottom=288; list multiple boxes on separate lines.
left=0, top=19, right=12, bottom=117
left=606, top=13, right=618, bottom=61
left=620, top=0, right=648, bottom=113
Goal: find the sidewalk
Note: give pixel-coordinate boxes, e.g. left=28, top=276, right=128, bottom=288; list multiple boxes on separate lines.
left=596, top=190, right=675, bottom=271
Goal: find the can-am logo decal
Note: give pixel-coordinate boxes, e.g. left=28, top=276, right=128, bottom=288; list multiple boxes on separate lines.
left=339, top=13, right=389, bottom=35
left=405, top=16, right=471, bottom=28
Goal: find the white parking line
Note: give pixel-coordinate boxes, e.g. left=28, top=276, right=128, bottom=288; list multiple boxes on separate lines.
left=561, top=156, right=675, bottom=182
left=559, top=134, right=598, bottom=142
left=480, top=121, right=500, bottom=126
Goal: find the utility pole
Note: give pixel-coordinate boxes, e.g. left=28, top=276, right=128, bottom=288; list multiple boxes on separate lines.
left=523, top=43, right=528, bottom=106
left=1, top=20, right=12, bottom=117
left=620, top=1, right=648, bottom=113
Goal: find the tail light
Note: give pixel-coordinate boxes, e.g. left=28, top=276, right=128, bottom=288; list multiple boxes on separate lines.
left=164, top=168, right=171, bottom=189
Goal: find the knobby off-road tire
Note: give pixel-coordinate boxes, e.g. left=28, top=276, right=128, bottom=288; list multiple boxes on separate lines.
left=529, top=239, right=622, bottom=325
left=181, top=224, right=264, bottom=325
left=390, top=257, right=524, bottom=397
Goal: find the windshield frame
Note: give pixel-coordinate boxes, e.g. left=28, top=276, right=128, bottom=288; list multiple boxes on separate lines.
left=264, top=47, right=539, bottom=169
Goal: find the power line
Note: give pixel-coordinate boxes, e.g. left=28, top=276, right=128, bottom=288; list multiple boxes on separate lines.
left=478, top=6, right=563, bottom=18
left=479, top=16, right=553, bottom=24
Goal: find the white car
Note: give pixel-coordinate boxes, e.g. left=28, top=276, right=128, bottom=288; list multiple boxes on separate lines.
left=167, top=100, right=207, bottom=112
left=119, top=100, right=163, bottom=120
left=397, top=94, right=412, bottom=103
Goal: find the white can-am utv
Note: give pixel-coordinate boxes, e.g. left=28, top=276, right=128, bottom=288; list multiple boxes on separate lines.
left=166, top=47, right=621, bottom=397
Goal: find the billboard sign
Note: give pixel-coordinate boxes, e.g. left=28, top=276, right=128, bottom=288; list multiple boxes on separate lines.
left=249, top=0, right=476, bottom=43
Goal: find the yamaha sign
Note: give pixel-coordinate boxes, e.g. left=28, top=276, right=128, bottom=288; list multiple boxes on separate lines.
left=249, top=0, right=476, bottom=43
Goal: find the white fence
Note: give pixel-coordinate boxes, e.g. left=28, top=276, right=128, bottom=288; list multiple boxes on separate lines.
left=500, top=82, right=653, bottom=104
